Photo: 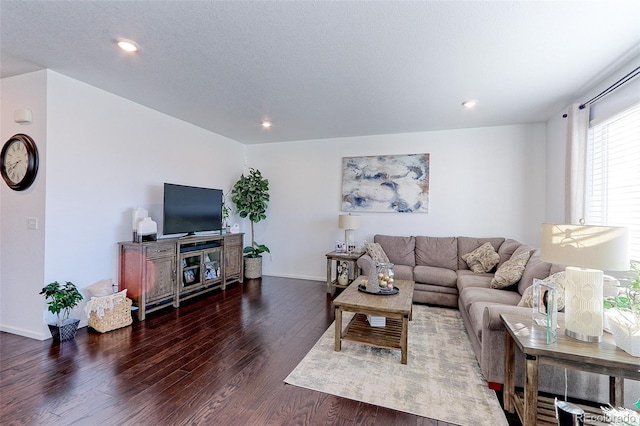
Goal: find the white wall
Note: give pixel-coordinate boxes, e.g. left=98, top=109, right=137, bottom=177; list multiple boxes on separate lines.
left=0, top=70, right=48, bottom=339
left=544, top=53, right=640, bottom=223
left=0, top=70, right=245, bottom=339
left=246, top=124, right=547, bottom=281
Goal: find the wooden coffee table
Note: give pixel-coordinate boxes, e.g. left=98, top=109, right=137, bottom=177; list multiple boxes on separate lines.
left=333, top=276, right=414, bottom=364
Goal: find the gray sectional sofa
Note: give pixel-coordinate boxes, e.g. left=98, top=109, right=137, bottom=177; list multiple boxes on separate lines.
left=357, top=234, right=638, bottom=406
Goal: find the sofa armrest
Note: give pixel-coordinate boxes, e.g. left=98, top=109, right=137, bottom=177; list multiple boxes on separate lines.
left=483, top=304, right=531, bottom=331
left=479, top=304, right=531, bottom=384
left=357, top=254, right=374, bottom=276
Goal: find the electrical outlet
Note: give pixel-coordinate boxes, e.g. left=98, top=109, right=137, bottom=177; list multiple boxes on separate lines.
left=27, top=217, right=38, bottom=230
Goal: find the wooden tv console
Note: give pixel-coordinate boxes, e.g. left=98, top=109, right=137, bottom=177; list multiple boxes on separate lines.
left=118, top=233, right=244, bottom=321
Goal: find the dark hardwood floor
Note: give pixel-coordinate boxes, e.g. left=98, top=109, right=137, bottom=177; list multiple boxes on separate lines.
left=1, top=277, right=517, bottom=425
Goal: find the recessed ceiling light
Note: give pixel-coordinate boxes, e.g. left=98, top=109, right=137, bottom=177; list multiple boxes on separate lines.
left=116, top=39, right=140, bottom=52
left=261, top=121, right=272, bottom=129
left=462, top=100, right=478, bottom=108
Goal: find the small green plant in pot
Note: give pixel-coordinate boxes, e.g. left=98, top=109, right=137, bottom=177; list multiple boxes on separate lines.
left=231, top=168, right=270, bottom=279
left=222, top=193, right=231, bottom=231
left=40, top=281, right=83, bottom=341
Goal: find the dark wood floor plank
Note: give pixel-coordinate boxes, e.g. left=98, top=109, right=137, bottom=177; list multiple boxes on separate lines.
left=0, top=276, right=515, bottom=425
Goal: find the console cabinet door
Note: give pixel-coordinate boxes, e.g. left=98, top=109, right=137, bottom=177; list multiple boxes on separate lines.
left=225, top=235, right=243, bottom=284
left=145, top=255, right=176, bottom=304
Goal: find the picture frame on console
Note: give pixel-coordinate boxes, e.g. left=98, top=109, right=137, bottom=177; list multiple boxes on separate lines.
left=183, top=269, right=196, bottom=284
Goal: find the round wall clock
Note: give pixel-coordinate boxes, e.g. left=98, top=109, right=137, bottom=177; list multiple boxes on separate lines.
left=1, top=134, right=39, bottom=191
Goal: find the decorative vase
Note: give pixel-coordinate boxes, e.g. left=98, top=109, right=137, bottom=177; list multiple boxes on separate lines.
left=338, top=268, right=349, bottom=285
left=375, top=262, right=395, bottom=289
left=606, top=309, right=640, bottom=357
left=244, top=256, right=263, bottom=279
left=48, top=318, right=80, bottom=342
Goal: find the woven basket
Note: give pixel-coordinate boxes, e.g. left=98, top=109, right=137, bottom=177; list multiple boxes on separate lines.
left=88, top=296, right=133, bottom=333
left=244, top=256, right=263, bottom=279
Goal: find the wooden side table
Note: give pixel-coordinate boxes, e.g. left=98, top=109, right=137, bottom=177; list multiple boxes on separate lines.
left=501, top=314, right=640, bottom=426
left=325, top=250, right=364, bottom=294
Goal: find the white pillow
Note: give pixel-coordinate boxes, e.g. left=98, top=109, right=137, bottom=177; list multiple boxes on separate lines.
left=86, top=279, right=115, bottom=297
left=518, top=271, right=566, bottom=311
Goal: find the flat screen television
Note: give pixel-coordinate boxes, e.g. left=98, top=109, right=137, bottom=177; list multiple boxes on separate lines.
left=163, top=183, right=223, bottom=235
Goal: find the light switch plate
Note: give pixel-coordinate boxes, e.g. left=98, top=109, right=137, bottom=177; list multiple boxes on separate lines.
left=27, top=217, right=38, bottom=230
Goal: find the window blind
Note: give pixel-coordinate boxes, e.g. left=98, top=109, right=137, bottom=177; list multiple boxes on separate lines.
left=585, top=102, right=640, bottom=261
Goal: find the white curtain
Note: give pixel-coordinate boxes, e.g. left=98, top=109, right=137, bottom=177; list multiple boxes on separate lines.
left=564, top=103, right=591, bottom=224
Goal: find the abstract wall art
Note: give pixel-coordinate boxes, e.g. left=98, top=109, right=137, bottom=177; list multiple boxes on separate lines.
left=341, top=153, right=430, bottom=213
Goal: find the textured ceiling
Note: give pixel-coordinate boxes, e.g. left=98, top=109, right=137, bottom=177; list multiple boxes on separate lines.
left=1, top=1, right=639, bottom=144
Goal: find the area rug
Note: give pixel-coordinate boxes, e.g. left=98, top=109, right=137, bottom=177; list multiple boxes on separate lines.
left=284, top=305, right=508, bottom=426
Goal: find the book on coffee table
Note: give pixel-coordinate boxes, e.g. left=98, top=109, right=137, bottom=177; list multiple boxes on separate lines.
left=367, top=315, right=386, bottom=327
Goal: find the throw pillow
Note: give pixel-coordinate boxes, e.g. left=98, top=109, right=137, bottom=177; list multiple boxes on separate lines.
left=517, top=271, right=566, bottom=311
left=365, top=242, right=390, bottom=264
left=461, top=242, right=500, bottom=273
left=491, top=249, right=532, bottom=289
left=86, top=278, right=115, bottom=297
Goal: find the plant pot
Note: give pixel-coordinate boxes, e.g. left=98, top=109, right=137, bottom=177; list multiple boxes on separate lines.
left=48, top=318, right=80, bottom=342
left=244, top=256, right=263, bottom=279
left=606, top=309, right=640, bottom=357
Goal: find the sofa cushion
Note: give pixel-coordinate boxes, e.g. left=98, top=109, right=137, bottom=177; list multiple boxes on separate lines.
left=415, top=236, right=458, bottom=270
left=497, top=239, right=523, bottom=267
left=365, top=242, right=390, bottom=264
left=392, top=264, right=414, bottom=281
left=462, top=242, right=500, bottom=273
left=457, top=237, right=505, bottom=270
left=374, top=235, right=416, bottom=267
left=490, top=246, right=532, bottom=289
left=550, top=263, right=566, bottom=275
left=413, top=265, right=457, bottom=288
left=456, top=270, right=494, bottom=291
left=518, top=249, right=552, bottom=295
left=459, top=287, right=522, bottom=313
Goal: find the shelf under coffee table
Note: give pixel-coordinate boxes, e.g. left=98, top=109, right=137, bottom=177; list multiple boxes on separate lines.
left=333, top=276, right=414, bottom=364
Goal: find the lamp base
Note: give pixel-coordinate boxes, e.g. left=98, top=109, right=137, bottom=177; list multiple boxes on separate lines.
left=344, top=229, right=355, bottom=253
left=565, top=328, right=603, bottom=343
left=564, top=266, right=604, bottom=343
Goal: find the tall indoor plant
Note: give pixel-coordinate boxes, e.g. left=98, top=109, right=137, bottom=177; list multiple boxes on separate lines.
left=40, top=281, right=84, bottom=341
left=231, top=168, right=270, bottom=279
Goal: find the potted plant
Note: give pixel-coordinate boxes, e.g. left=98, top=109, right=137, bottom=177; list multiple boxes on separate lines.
left=222, top=192, right=231, bottom=233
left=40, top=281, right=84, bottom=342
left=230, top=168, right=270, bottom=279
left=605, top=262, right=640, bottom=356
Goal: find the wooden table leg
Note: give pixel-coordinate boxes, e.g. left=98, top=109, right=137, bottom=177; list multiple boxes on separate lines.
left=334, top=307, right=342, bottom=352
left=610, top=376, right=624, bottom=407
left=524, top=354, right=539, bottom=426
left=326, top=259, right=333, bottom=294
left=401, top=313, right=409, bottom=364
left=503, top=331, right=515, bottom=413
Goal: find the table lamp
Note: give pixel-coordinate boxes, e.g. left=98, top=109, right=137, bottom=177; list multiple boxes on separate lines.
left=540, top=223, right=629, bottom=342
left=338, top=214, right=360, bottom=253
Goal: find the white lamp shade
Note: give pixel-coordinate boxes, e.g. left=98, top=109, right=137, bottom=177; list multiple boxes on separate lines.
left=338, top=214, right=360, bottom=230
left=540, top=223, right=629, bottom=271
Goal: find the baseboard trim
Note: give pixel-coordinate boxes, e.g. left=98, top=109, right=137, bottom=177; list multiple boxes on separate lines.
left=262, top=273, right=324, bottom=282
left=0, top=324, right=46, bottom=341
